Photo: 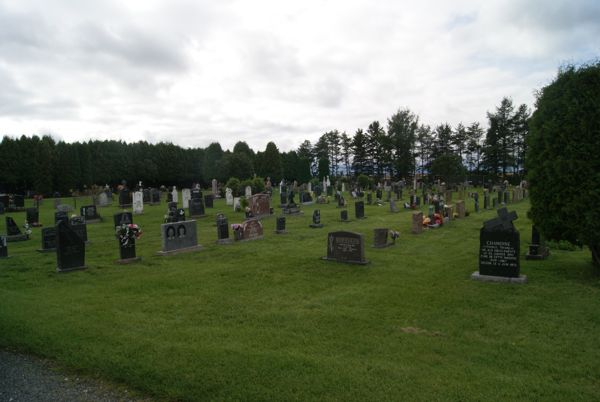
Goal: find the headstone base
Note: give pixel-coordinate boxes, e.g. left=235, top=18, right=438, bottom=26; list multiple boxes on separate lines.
left=116, top=256, right=142, bottom=264
left=156, top=245, right=203, bottom=256
left=471, top=271, right=527, bottom=284
left=7, top=234, right=29, bottom=242
left=216, top=238, right=234, bottom=245
left=37, top=248, right=56, bottom=253
left=85, top=218, right=102, bottom=224
left=309, top=224, right=324, bottom=228
left=31, top=223, right=43, bottom=227
left=283, top=208, right=302, bottom=215
left=189, top=214, right=207, bottom=218
left=321, top=256, right=369, bottom=265
left=119, top=204, right=132, bottom=208
left=275, top=230, right=287, bottom=234
left=238, top=236, right=264, bottom=242
left=372, top=242, right=394, bottom=249
left=525, top=251, right=549, bottom=260
left=57, top=265, right=87, bottom=273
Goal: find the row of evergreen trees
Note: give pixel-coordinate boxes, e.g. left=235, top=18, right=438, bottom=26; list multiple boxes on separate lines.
left=0, top=97, right=528, bottom=195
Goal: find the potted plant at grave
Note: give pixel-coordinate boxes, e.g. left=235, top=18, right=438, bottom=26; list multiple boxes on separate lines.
left=115, top=223, right=143, bottom=260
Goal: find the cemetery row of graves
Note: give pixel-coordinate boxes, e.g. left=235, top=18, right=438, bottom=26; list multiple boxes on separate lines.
left=1, top=179, right=540, bottom=281
left=2, top=178, right=599, bottom=401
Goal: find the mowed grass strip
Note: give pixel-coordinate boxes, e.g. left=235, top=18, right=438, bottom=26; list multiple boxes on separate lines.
left=1, top=193, right=599, bottom=401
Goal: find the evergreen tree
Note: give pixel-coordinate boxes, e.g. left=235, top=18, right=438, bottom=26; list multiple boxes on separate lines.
left=351, top=128, right=370, bottom=177
left=387, top=109, right=419, bottom=180
left=260, top=142, right=282, bottom=183
left=202, top=142, right=225, bottom=183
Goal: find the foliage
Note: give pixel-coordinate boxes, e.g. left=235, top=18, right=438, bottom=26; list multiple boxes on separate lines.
left=225, top=177, right=241, bottom=196
left=430, top=154, right=466, bottom=185
left=357, top=174, right=370, bottom=190
left=527, top=62, right=600, bottom=266
left=251, top=177, right=265, bottom=194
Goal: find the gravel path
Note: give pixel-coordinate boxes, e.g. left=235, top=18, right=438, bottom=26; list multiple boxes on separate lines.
left=0, top=349, right=152, bottom=402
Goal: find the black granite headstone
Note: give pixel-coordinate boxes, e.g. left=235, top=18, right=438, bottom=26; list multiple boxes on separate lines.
left=340, top=210, right=348, bottom=221
left=55, top=211, right=69, bottom=226
left=70, top=222, right=88, bottom=243
left=310, top=209, right=323, bottom=228
left=204, top=194, right=214, bottom=208
left=80, top=205, right=100, bottom=222
left=119, top=189, right=131, bottom=207
left=189, top=198, right=205, bottom=217
left=113, top=212, right=133, bottom=228
left=38, top=227, right=57, bottom=252
left=355, top=201, right=365, bottom=219
left=323, top=231, right=368, bottom=264
left=478, top=208, right=520, bottom=278
left=26, top=208, right=40, bottom=226
left=56, top=221, right=86, bottom=272
left=6, top=217, right=22, bottom=237
left=0, top=235, right=7, bottom=258
left=275, top=216, right=286, bottom=234
left=151, top=189, right=161, bottom=204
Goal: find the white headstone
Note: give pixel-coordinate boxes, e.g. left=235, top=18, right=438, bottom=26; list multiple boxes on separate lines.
left=133, top=191, right=144, bottom=214
left=182, top=188, right=191, bottom=209
left=212, top=179, right=218, bottom=196
left=341, top=183, right=346, bottom=192
left=307, top=182, right=312, bottom=193
left=172, top=186, right=178, bottom=203
left=326, top=176, right=331, bottom=186
left=233, top=197, right=241, bottom=211
left=98, top=192, right=109, bottom=207
left=226, top=188, right=233, bottom=206
left=322, top=178, right=327, bottom=194
left=245, top=186, right=252, bottom=198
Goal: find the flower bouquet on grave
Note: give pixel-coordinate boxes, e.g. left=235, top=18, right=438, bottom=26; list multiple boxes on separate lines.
left=389, top=230, right=400, bottom=244
left=115, top=223, right=143, bottom=247
left=23, top=222, right=32, bottom=237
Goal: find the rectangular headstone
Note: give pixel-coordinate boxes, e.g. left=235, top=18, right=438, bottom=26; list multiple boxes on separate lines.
left=70, top=223, right=88, bottom=243
left=241, top=219, right=264, bottom=241
left=412, top=212, right=423, bottom=234
left=182, top=188, right=191, bottom=209
left=113, top=212, right=133, bottom=227
left=355, top=201, right=365, bottom=219
left=323, top=231, right=368, bottom=264
left=204, top=194, right=214, bottom=208
left=151, top=189, right=161, bottom=204
left=26, top=208, right=40, bottom=226
left=478, top=229, right=520, bottom=278
left=158, top=220, right=201, bottom=255
left=248, top=194, right=270, bottom=218
left=455, top=200, right=466, bottom=218
left=119, top=189, right=131, bottom=207
left=0, top=235, right=7, bottom=258
left=56, top=221, right=86, bottom=272
left=80, top=205, right=100, bottom=222
left=189, top=197, right=205, bottom=217
left=39, top=227, right=57, bottom=252
left=133, top=191, right=144, bottom=214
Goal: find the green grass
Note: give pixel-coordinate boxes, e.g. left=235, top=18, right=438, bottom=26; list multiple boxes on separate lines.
left=1, top=193, right=599, bottom=401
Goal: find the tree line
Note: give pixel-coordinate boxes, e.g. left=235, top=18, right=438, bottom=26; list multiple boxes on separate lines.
left=0, top=96, right=529, bottom=195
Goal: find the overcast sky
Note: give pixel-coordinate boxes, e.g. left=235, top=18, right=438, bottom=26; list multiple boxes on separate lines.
left=0, top=1, right=598, bottom=151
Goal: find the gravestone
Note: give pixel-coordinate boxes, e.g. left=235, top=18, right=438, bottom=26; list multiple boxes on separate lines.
left=226, top=188, right=233, bottom=206
left=113, top=212, right=133, bottom=228
left=216, top=214, right=232, bottom=244
left=98, top=192, right=109, bottom=207
left=337, top=195, right=345, bottom=208
left=0, top=202, right=4, bottom=214
left=26, top=208, right=41, bottom=227
left=55, top=211, right=69, bottom=226
left=80, top=205, right=101, bottom=223
left=483, top=191, right=489, bottom=210
left=233, top=197, right=241, bottom=212
left=56, top=221, right=86, bottom=272
left=389, top=199, right=399, bottom=213
left=504, top=191, right=510, bottom=205
left=310, top=209, right=324, bottom=228
left=143, top=188, right=151, bottom=203
left=182, top=188, right=191, bottom=209
left=474, top=192, right=480, bottom=213
left=240, top=219, right=263, bottom=241
left=117, top=235, right=140, bottom=263
left=151, top=188, right=161, bottom=205
left=279, top=191, right=287, bottom=207
left=38, top=227, right=57, bottom=252
left=204, top=194, right=214, bottom=208
left=0, top=235, right=7, bottom=258
left=376, top=189, right=382, bottom=200
left=0, top=195, right=9, bottom=210
left=212, top=179, right=218, bottom=197
left=189, top=197, right=206, bottom=218
left=373, top=228, right=392, bottom=248
left=167, top=192, right=173, bottom=203
left=157, top=220, right=202, bottom=255
left=53, top=197, right=61, bottom=209
left=171, top=187, right=178, bottom=203
left=412, top=212, right=423, bottom=234
left=56, top=204, right=74, bottom=213
left=275, top=216, right=286, bottom=234
left=70, top=220, right=88, bottom=243
left=248, top=194, right=271, bottom=218
left=119, top=189, right=131, bottom=207
left=492, top=198, right=498, bottom=208
left=367, top=193, right=373, bottom=205
left=133, top=191, right=144, bottom=214
left=455, top=200, right=466, bottom=219
left=245, top=186, right=252, bottom=198
left=355, top=201, right=365, bottom=219
left=526, top=225, right=550, bottom=260
left=12, top=195, right=24, bottom=209
left=473, top=208, right=525, bottom=283
left=5, top=217, right=28, bottom=242
left=322, top=231, right=368, bottom=265
left=340, top=210, right=349, bottom=222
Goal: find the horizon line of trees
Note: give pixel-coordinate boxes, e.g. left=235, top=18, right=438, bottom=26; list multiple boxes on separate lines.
left=0, top=97, right=529, bottom=196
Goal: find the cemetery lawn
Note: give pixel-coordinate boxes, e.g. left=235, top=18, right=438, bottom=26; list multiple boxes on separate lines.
left=1, top=194, right=600, bottom=401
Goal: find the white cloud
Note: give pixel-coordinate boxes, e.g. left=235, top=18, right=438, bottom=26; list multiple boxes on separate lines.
left=0, top=0, right=597, bottom=151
